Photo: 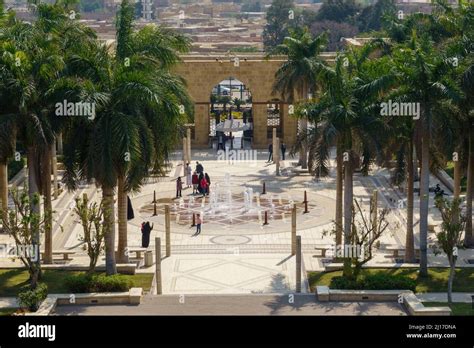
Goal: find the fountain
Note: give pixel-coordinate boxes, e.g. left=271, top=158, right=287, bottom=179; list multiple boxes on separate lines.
left=143, top=173, right=295, bottom=226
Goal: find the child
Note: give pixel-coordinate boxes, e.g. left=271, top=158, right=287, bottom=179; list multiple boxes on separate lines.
left=200, top=176, right=208, bottom=197
left=196, top=213, right=202, bottom=235
left=176, top=177, right=182, bottom=198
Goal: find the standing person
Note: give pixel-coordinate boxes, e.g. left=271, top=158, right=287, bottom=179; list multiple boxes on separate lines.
left=196, top=161, right=204, bottom=175
left=185, top=163, right=192, bottom=188
left=192, top=171, right=199, bottom=195
left=281, top=142, right=287, bottom=161
left=267, top=143, right=273, bottom=163
left=200, top=175, right=208, bottom=197
left=141, top=221, right=153, bottom=248
left=204, top=173, right=211, bottom=195
left=218, top=134, right=224, bottom=151
left=195, top=213, right=202, bottom=235
left=176, top=177, right=183, bottom=198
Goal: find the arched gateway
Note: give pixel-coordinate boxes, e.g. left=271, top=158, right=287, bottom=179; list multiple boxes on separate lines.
left=173, top=54, right=298, bottom=149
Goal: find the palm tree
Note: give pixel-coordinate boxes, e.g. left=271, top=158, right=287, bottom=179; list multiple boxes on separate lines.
left=302, top=46, right=388, bottom=276
left=62, top=0, right=192, bottom=273
left=272, top=28, right=328, bottom=170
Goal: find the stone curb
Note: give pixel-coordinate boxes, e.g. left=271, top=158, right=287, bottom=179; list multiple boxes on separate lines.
left=22, top=287, right=143, bottom=316
left=315, top=286, right=451, bottom=316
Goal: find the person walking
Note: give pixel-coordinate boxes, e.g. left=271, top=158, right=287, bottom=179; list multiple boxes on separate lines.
left=185, top=163, right=192, bottom=188
left=204, top=173, right=211, bottom=196
left=192, top=171, right=199, bottom=195
left=281, top=142, right=286, bottom=161
left=267, top=143, right=273, bottom=163
left=195, top=213, right=202, bottom=235
left=176, top=177, right=183, bottom=198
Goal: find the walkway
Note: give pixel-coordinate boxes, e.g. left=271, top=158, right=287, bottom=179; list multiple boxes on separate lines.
left=53, top=294, right=407, bottom=316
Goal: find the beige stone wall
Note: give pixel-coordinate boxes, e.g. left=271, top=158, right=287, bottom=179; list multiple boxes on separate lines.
left=173, top=55, right=300, bottom=149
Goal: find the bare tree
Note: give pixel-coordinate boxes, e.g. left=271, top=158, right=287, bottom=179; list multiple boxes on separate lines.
left=1, top=188, right=52, bottom=288
left=433, top=197, right=466, bottom=304
left=74, top=194, right=106, bottom=274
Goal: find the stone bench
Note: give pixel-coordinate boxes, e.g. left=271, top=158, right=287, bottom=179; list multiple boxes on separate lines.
left=314, top=246, right=332, bottom=258
left=117, top=263, right=137, bottom=275
left=41, top=250, right=76, bottom=261
left=128, top=247, right=148, bottom=259
left=385, top=246, right=420, bottom=259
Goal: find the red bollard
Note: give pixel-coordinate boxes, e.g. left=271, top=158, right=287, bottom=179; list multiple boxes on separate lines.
left=263, top=211, right=269, bottom=225
left=191, top=213, right=196, bottom=227
left=304, top=200, right=309, bottom=214
left=303, top=190, right=307, bottom=203
left=262, top=182, right=266, bottom=195
left=153, top=201, right=157, bottom=216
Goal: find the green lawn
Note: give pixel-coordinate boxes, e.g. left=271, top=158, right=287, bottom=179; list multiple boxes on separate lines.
left=424, top=302, right=474, bottom=316
left=0, top=308, right=17, bottom=316
left=0, top=269, right=154, bottom=297
left=308, top=268, right=474, bottom=293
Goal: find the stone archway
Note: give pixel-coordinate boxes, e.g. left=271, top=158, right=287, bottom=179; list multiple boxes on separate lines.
left=173, top=54, right=298, bottom=149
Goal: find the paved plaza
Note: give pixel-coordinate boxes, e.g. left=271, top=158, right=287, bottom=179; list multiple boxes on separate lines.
left=1, top=148, right=473, bottom=298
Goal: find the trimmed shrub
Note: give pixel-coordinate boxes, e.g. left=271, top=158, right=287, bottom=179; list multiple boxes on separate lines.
left=330, top=273, right=416, bottom=291
left=65, top=274, right=133, bottom=293
left=17, top=283, right=48, bottom=312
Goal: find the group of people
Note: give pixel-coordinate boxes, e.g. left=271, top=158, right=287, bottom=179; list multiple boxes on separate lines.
left=176, top=162, right=211, bottom=198
left=267, top=142, right=287, bottom=163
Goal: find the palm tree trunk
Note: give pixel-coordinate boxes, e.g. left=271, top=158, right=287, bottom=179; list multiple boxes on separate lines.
left=343, top=152, right=353, bottom=277
left=103, top=185, right=117, bottom=275
left=419, top=108, right=430, bottom=276
left=27, top=147, right=41, bottom=267
left=57, top=132, right=63, bottom=155
left=117, top=175, right=129, bottom=263
left=0, top=162, right=8, bottom=223
left=447, top=257, right=455, bottom=305
left=405, top=137, right=415, bottom=263
left=43, top=147, right=53, bottom=264
left=453, top=147, right=461, bottom=200
left=335, top=143, right=343, bottom=246
left=51, top=140, right=58, bottom=200
left=464, top=128, right=473, bottom=247
left=300, top=119, right=308, bottom=169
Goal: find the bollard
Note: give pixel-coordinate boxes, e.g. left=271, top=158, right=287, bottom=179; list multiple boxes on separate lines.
left=191, top=213, right=196, bottom=227
left=153, top=201, right=157, bottom=216
left=262, top=182, right=266, bottom=195
left=304, top=200, right=309, bottom=214
left=165, top=205, right=170, bottom=257
left=296, top=235, right=301, bottom=293
left=263, top=211, right=269, bottom=225
left=303, top=190, right=307, bottom=203
left=153, top=190, right=156, bottom=203
left=155, top=237, right=162, bottom=295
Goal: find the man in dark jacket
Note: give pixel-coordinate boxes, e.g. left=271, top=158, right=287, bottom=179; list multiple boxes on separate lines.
left=267, top=143, right=273, bottom=163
